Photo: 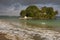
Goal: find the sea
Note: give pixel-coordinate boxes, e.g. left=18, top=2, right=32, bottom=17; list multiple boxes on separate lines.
left=0, top=16, right=60, bottom=31
left=0, top=16, right=60, bottom=40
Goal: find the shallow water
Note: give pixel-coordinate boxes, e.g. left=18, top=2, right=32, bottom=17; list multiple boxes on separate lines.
left=0, top=17, right=60, bottom=31
left=0, top=17, right=60, bottom=40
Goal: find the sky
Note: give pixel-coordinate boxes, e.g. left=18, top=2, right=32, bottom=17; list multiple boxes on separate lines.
left=0, top=0, right=60, bottom=16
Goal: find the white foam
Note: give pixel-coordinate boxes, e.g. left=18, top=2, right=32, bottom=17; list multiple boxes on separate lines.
left=41, top=22, right=46, bottom=24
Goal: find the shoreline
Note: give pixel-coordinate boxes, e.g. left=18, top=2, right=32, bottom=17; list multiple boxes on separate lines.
left=0, top=20, right=60, bottom=40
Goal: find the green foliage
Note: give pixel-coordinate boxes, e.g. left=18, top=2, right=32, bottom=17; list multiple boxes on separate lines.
left=20, top=5, right=58, bottom=19
left=26, top=6, right=40, bottom=17
left=20, top=10, right=26, bottom=17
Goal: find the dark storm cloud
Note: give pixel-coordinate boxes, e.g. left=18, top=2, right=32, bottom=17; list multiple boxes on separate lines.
left=0, top=0, right=60, bottom=16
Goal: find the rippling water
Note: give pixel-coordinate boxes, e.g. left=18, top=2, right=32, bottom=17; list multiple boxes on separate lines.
left=0, top=16, right=60, bottom=40
left=1, top=16, right=60, bottom=31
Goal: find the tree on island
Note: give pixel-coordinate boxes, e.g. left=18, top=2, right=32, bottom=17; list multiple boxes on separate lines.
left=20, top=5, right=58, bottom=19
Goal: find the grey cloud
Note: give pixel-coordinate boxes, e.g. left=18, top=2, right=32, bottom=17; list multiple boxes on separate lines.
left=0, top=0, right=60, bottom=5
left=0, top=2, right=27, bottom=16
left=0, top=0, right=60, bottom=16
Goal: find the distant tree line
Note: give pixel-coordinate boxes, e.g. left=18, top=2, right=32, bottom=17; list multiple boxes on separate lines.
left=20, top=5, right=58, bottom=19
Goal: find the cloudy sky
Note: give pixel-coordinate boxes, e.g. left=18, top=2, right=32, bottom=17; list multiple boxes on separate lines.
left=0, top=0, right=60, bottom=16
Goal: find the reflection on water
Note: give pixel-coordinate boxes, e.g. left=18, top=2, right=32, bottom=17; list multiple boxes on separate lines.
left=0, top=17, right=60, bottom=32
left=0, top=18, right=60, bottom=40
left=19, top=19, right=60, bottom=32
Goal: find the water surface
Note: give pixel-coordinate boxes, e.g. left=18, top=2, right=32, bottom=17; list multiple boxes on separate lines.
left=0, top=16, right=60, bottom=32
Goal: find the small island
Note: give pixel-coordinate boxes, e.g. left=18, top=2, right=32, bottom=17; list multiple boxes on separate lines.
left=20, top=5, right=58, bottom=19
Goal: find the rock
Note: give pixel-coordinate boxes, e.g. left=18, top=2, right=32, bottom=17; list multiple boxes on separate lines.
left=0, top=32, right=11, bottom=40
left=0, top=20, right=60, bottom=40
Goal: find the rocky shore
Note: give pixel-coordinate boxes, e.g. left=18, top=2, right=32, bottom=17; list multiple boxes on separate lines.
left=0, top=20, right=60, bottom=40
